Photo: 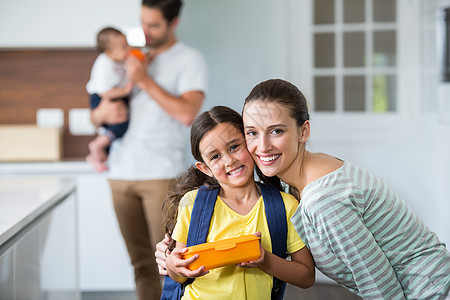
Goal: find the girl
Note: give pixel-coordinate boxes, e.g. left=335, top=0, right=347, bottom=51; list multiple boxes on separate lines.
left=242, top=79, right=450, bottom=299
left=162, top=106, right=315, bottom=299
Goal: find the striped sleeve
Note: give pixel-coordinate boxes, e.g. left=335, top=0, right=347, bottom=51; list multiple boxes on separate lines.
left=291, top=161, right=450, bottom=299
left=301, top=185, right=406, bottom=299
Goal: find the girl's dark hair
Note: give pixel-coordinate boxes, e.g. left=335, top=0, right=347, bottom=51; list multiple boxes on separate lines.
left=243, top=79, right=310, bottom=191
left=162, top=106, right=244, bottom=246
left=142, top=0, right=182, bottom=23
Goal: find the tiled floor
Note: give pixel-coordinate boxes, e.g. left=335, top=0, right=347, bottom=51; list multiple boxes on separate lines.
left=82, top=283, right=361, bottom=300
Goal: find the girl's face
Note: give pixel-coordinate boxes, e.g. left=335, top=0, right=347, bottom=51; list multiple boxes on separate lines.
left=196, top=122, right=254, bottom=189
left=243, top=100, right=305, bottom=178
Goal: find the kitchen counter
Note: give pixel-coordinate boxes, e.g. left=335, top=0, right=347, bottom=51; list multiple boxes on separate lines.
left=0, top=175, right=79, bottom=299
left=0, top=160, right=94, bottom=176
left=0, top=176, right=76, bottom=246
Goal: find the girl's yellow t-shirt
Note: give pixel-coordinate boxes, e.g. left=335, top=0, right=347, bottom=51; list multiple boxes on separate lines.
left=172, top=189, right=305, bottom=300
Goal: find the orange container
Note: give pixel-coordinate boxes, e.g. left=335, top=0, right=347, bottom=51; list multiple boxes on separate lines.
left=182, top=235, right=261, bottom=271
left=129, top=48, right=145, bottom=61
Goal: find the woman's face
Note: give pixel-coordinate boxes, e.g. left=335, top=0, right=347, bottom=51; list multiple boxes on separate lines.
left=243, top=100, right=303, bottom=178
left=196, top=122, right=255, bottom=189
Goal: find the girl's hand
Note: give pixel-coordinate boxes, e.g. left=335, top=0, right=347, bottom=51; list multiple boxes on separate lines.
left=237, top=231, right=265, bottom=268
left=155, top=234, right=171, bottom=276
left=166, top=247, right=209, bottom=279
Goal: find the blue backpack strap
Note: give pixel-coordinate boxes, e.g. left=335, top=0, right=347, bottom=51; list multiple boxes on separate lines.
left=161, top=185, right=219, bottom=300
left=186, top=186, right=219, bottom=246
left=161, top=278, right=182, bottom=300
left=257, top=182, right=288, bottom=300
left=257, top=182, right=287, bottom=258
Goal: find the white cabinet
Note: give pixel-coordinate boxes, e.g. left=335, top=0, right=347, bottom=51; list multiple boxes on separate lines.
left=0, top=162, right=135, bottom=292
left=76, top=174, right=134, bottom=291
left=0, top=246, right=14, bottom=298
left=0, top=188, right=78, bottom=299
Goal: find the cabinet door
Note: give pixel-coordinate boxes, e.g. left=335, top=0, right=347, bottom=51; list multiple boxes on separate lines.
left=0, top=191, right=79, bottom=300
left=0, top=247, right=15, bottom=299
left=15, top=224, right=43, bottom=300
left=77, top=175, right=134, bottom=290
left=40, top=192, right=79, bottom=299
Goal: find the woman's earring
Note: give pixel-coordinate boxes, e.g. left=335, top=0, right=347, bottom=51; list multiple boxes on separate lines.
left=301, top=138, right=305, bottom=142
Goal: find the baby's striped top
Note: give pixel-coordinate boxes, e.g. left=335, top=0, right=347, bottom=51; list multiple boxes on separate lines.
left=291, top=161, right=450, bottom=299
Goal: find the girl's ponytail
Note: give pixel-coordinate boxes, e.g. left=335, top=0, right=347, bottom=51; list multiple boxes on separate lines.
left=162, top=165, right=218, bottom=249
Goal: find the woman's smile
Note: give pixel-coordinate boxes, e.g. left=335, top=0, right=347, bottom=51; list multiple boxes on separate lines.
left=257, top=154, right=281, bottom=165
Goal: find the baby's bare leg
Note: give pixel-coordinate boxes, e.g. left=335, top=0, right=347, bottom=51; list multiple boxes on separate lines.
left=86, top=135, right=111, bottom=172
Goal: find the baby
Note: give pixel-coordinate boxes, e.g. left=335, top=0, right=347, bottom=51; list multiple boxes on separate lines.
left=85, top=27, right=136, bottom=172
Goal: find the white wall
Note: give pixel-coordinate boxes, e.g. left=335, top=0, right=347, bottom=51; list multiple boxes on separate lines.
left=418, top=0, right=450, bottom=246
left=0, top=0, right=141, bottom=47
left=178, top=0, right=291, bottom=113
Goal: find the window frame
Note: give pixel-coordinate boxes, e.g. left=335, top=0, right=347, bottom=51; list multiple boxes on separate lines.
left=288, top=0, right=421, bottom=141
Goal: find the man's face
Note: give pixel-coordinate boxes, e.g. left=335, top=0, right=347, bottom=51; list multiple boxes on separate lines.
left=141, top=6, right=172, bottom=49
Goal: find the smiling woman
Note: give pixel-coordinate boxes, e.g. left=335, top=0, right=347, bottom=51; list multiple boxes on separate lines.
left=244, top=102, right=306, bottom=180
left=241, top=79, right=450, bottom=299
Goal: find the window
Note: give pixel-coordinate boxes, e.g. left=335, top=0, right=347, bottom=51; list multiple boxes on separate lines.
left=288, top=0, right=420, bottom=140
left=313, top=0, right=398, bottom=113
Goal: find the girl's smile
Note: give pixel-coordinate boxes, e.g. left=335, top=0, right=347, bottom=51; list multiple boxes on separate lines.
left=196, top=122, right=254, bottom=189
left=227, top=165, right=244, bottom=176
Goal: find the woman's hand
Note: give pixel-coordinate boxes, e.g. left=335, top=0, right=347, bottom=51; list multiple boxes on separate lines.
left=166, top=247, right=209, bottom=280
left=155, top=234, right=171, bottom=276
left=237, top=231, right=265, bottom=268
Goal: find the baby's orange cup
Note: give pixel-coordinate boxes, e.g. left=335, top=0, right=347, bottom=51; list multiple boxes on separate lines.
left=182, top=234, right=261, bottom=271
left=129, top=48, right=145, bottom=61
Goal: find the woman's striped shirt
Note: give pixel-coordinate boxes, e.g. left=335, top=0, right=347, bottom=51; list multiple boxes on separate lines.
left=290, top=161, right=450, bottom=299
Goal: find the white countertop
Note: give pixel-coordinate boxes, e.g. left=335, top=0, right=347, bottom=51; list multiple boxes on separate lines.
left=0, top=176, right=76, bottom=246
left=0, top=160, right=95, bottom=175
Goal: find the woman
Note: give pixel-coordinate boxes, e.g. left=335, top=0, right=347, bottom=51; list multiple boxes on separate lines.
left=157, top=79, right=450, bottom=299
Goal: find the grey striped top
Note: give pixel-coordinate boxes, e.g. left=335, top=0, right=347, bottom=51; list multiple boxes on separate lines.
left=290, top=161, right=450, bottom=299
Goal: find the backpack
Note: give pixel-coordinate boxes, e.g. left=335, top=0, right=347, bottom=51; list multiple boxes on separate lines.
left=161, top=182, right=288, bottom=300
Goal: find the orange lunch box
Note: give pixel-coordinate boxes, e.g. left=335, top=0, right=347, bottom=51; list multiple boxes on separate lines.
left=182, top=234, right=261, bottom=271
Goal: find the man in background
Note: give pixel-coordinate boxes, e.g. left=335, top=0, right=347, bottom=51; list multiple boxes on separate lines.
left=91, top=0, right=208, bottom=298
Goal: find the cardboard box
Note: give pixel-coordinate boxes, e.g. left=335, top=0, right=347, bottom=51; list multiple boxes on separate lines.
left=0, top=125, right=62, bottom=161
left=182, top=234, right=261, bottom=271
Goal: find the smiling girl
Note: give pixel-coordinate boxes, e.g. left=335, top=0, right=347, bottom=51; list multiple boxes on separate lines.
left=161, top=106, right=314, bottom=299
